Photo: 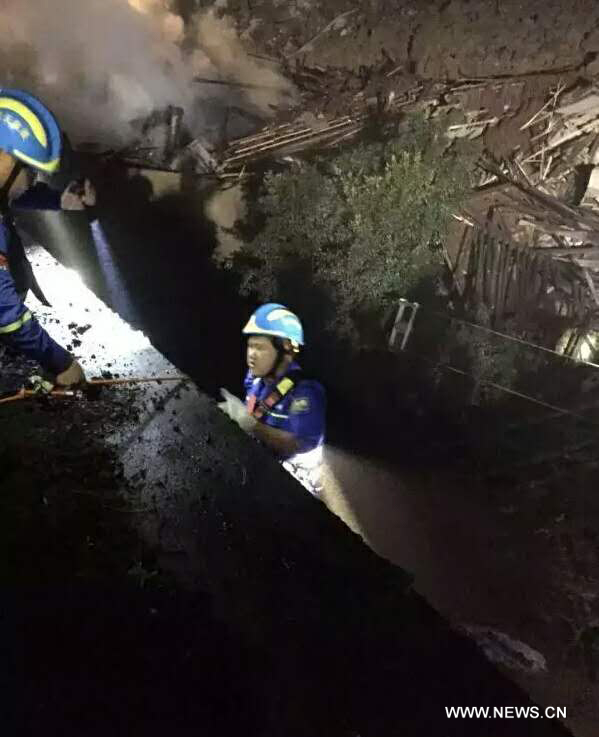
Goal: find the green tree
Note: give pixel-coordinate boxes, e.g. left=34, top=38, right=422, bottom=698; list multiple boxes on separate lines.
left=234, top=116, right=476, bottom=337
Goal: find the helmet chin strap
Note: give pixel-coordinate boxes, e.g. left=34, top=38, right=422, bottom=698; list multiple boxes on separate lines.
left=0, top=161, right=24, bottom=214
left=0, top=159, right=52, bottom=307
left=268, top=338, right=294, bottom=379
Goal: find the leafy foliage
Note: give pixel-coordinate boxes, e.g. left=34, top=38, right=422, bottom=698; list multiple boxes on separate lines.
left=452, top=306, right=521, bottom=405
left=233, top=116, right=476, bottom=335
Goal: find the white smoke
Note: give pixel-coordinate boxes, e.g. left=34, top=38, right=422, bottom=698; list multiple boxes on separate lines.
left=190, top=11, right=295, bottom=118
left=0, top=0, right=294, bottom=147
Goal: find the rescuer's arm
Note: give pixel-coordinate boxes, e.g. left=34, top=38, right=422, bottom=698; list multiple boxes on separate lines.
left=0, top=224, right=84, bottom=384
left=286, top=382, right=326, bottom=453
left=13, top=178, right=96, bottom=213
left=32, top=178, right=110, bottom=279
left=11, top=182, right=62, bottom=210
left=60, top=179, right=97, bottom=214
left=217, top=387, right=305, bottom=457
left=18, top=178, right=108, bottom=257
left=251, top=422, right=301, bottom=457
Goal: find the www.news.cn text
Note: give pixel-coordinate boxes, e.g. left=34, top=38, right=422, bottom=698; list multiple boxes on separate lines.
left=445, top=706, right=567, bottom=720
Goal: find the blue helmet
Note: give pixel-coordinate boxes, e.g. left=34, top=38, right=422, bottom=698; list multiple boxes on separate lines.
left=0, top=89, right=62, bottom=173
left=243, top=303, right=305, bottom=347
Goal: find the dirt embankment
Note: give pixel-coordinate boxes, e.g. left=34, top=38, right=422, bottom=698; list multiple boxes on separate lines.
left=226, top=0, right=599, bottom=79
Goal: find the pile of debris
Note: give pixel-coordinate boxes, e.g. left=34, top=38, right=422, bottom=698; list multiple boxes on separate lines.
left=100, top=105, right=220, bottom=178
left=442, top=83, right=599, bottom=343
left=448, top=196, right=599, bottom=343
left=510, top=83, right=599, bottom=197
left=218, top=68, right=588, bottom=171
left=218, top=60, right=426, bottom=171
left=94, top=62, right=580, bottom=177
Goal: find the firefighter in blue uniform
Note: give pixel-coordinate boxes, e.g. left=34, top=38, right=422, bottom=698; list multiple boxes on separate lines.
left=218, top=303, right=326, bottom=496
left=0, top=88, right=89, bottom=386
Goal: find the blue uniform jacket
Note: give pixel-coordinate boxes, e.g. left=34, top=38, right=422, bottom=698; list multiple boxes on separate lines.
left=0, top=184, right=71, bottom=374
left=244, top=361, right=326, bottom=460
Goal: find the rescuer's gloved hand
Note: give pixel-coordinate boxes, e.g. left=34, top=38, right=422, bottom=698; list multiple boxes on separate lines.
left=61, top=179, right=96, bottom=211
left=81, top=179, right=97, bottom=208
left=61, top=180, right=86, bottom=211
left=217, top=388, right=257, bottom=434
left=28, top=375, right=55, bottom=395
left=55, top=360, right=86, bottom=387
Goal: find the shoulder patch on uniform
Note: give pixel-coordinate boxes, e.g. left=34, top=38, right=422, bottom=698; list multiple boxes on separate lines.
left=290, top=397, right=311, bottom=414
left=0, top=253, right=8, bottom=270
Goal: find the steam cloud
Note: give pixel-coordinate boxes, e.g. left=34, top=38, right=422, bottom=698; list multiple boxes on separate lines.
left=0, top=0, right=294, bottom=147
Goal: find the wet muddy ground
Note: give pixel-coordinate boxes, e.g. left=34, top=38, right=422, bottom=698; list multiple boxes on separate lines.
left=0, top=362, right=574, bottom=737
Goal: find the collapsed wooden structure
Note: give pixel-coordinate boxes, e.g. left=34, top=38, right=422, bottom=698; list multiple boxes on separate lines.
left=449, top=162, right=599, bottom=337
left=103, top=60, right=599, bottom=353
left=440, top=82, right=599, bottom=351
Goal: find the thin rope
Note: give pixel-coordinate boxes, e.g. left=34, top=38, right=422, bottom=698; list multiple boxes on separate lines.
left=424, top=307, right=599, bottom=368
left=403, top=348, right=599, bottom=427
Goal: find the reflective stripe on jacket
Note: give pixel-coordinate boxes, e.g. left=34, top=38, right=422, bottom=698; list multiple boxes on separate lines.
left=0, top=221, right=71, bottom=374
left=0, top=308, right=32, bottom=334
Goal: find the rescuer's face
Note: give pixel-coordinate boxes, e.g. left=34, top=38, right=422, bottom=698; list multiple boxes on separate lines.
left=0, top=151, right=33, bottom=201
left=247, top=336, right=278, bottom=378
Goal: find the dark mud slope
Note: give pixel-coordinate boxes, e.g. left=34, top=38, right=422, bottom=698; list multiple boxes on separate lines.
left=0, top=371, right=572, bottom=737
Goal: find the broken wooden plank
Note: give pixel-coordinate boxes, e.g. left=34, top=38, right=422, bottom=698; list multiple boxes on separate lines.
left=490, top=240, right=503, bottom=319
left=503, top=246, right=517, bottom=316
left=477, top=234, right=488, bottom=301
left=557, top=93, right=599, bottom=117
left=286, top=8, right=359, bottom=58
left=450, top=224, right=471, bottom=286
left=521, top=81, right=567, bottom=132
left=584, top=268, right=599, bottom=307
left=221, top=117, right=366, bottom=166
left=546, top=119, right=599, bottom=152
left=565, top=257, right=599, bottom=269
left=447, top=117, right=500, bottom=132
left=531, top=246, right=599, bottom=256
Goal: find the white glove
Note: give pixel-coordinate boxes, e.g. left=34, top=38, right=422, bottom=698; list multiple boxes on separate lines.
left=28, top=375, right=55, bottom=394
left=55, top=360, right=86, bottom=387
left=217, top=388, right=257, bottom=434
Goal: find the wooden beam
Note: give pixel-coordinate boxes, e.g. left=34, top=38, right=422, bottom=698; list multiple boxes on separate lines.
left=584, top=269, right=599, bottom=307
left=532, top=246, right=599, bottom=257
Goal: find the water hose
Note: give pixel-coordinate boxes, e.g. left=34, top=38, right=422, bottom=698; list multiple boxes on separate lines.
left=0, top=375, right=190, bottom=405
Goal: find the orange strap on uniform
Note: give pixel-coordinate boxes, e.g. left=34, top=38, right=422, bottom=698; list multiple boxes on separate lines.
left=246, top=374, right=298, bottom=420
